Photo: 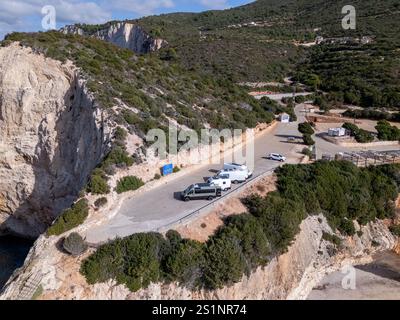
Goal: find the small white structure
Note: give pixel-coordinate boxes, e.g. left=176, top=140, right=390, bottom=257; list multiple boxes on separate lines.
left=328, top=127, right=347, bottom=137
left=280, top=113, right=290, bottom=123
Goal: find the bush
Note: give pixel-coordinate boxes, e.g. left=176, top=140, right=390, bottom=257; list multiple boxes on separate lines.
left=87, top=169, right=110, bottom=195
left=81, top=162, right=400, bottom=293
left=298, top=122, right=315, bottom=135
left=63, top=232, right=88, bottom=256
left=102, top=147, right=134, bottom=168
left=375, top=120, right=400, bottom=141
left=116, top=176, right=145, bottom=194
left=322, top=232, right=342, bottom=247
left=94, top=197, right=108, bottom=208
left=389, top=225, right=400, bottom=237
left=47, top=199, right=89, bottom=236
left=154, top=173, right=161, bottom=180
left=302, top=134, right=315, bottom=146
left=338, top=219, right=356, bottom=236
left=302, top=147, right=312, bottom=157
left=173, top=166, right=180, bottom=173
left=342, top=122, right=374, bottom=143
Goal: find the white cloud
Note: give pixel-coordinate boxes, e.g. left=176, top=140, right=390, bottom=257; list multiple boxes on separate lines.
left=105, top=0, right=175, bottom=16
left=0, top=0, right=111, bottom=39
left=199, top=0, right=229, bottom=10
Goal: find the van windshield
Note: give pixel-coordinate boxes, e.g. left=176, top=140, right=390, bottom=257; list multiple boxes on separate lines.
left=184, top=185, right=194, bottom=194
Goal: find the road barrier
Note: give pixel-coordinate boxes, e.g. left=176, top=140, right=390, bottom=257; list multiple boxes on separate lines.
left=155, top=168, right=276, bottom=233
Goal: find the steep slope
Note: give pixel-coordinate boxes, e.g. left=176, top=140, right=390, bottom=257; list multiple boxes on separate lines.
left=4, top=31, right=273, bottom=135
left=60, top=22, right=167, bottom=54
left=0, top=43, right=112, bottom=237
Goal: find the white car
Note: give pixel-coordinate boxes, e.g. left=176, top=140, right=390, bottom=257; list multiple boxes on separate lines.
left=267, top=153, right=286, bottom=162
left=223, top=163, right=253, bottom=179
left=207, top=174, right=232, bottom=191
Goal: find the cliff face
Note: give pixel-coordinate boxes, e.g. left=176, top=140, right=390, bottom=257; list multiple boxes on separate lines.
left=61, top=22, right=167, bottom=54
left=1, top=214, right=397, bottom=300
left=0, top=43, right=112, bottom=238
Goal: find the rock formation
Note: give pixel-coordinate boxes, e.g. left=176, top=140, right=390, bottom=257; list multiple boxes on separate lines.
left=0, top=214, right=397, bottom=300
left=60, top=22, right=167, bottom=54
left=0, top=43, right=112, bottom=238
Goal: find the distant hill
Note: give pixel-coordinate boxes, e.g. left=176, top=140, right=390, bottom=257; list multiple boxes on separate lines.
left=6, top=0, right=400, bottom=109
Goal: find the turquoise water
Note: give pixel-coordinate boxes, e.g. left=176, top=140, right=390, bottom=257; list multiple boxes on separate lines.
left=0, top=236, right=33, bottom=289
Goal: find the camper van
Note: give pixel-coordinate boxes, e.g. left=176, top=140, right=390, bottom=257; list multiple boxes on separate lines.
left=207, top=174, right=232, bottom=191
left=216, top=169, right=248, bottom=184
left=181, top=183, right=222, bottom=201
left=223, top=163, right=253, bottom=179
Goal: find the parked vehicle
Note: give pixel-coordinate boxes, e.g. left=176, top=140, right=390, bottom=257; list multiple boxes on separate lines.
left=216, top=169, right=248, bottom=184
left=223, top=163, right=253, bottom=178
left=181, top=183, right=222, bottom=201
left=207, top=174, right=232, bottom=191
left=267, top=153, right=286, bottom=162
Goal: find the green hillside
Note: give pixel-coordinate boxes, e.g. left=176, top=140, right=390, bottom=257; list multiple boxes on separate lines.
left=3, top=31, right=273, bottom=136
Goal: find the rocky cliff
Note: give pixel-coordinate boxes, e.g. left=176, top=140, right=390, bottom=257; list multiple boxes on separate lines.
left=0, top=43, right=112, bottom=238
left=60, top=22, right=167, bottom=54
left=0, top=213, right=397, bottom=300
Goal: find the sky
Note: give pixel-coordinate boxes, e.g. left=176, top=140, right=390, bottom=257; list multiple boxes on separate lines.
left=0, top=0, right=254, bottom=40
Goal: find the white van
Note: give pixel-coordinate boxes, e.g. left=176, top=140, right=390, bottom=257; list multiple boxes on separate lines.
left=223, top=163, right=253, bottom=179
left=217, top=170, right=248, bottom=184
left=207, top=174, right=232, bottom=191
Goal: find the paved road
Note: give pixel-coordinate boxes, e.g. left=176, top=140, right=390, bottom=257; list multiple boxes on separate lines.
left=86, top=105, right=400, bottom=243
left=85, top=107, right=307, bottom=243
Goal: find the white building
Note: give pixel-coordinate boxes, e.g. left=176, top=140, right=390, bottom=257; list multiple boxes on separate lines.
left=328, top=127, right=347, bottom=137
left=280, top=113, right=290, bottom=123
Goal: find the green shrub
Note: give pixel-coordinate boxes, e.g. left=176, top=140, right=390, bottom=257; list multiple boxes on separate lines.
left=375, top=120, right=400, bottom=141
left=338, top=219, right=356, bottom=236
left=389, top=225, right=400, bottom=237
left=302, top=147, right=312, bottom=157
left=303, top=134, right=315, bottom=146
left=94, top=197, right=108, bottom=208
left=154, top=173, right=161, bottom=180
left=81, top=162, right=400, bottom=292
left=116, top=176, right=145, bottom=194
left=102, top=147, right=134, bottom=168
left=322, top=232, right=342, bottom=247
left=173, top=166, right=180, bottom=173
left=63, top=232, right=88, bottom=256
left=342, top=123, right=374, bottom=143
left=87, top=169, right=110, bottom=195
left=298, top=122, right=315, bottom=135
left=47, top=199, right=89, bottom=236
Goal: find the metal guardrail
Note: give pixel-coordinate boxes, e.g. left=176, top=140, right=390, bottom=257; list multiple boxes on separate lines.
left=155, top=168, right=276, bottom=232
left=86, top=167, right=278, bottom=247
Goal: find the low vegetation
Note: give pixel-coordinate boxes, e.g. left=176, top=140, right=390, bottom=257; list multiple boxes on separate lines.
left=342, top=123, right=374, bottom=143
left=343, top=109, right=400, bottom=123
left=87, top=169, right=110, bottom=195
left=63, top=232, right=88, bottom=256
left=116, top=176, right=145, bottom=194
left=81, top=161, right=400, bottom=292
left=47, top=199, right=89, bottom=236
left=375, top=120, right=400, bottom=141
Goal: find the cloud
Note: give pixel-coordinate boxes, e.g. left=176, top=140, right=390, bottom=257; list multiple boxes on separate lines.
left=0, top=0, right=111, bottom=39
left=198, top=0, right=229, bottom=10
left=106, top=0, right=175, bottom=16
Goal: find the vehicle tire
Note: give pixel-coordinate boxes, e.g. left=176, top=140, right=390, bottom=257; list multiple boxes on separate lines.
left=233, top=180, right=239, bottom=184
left=184, top=197, right=190, bottom=202
left=207, top=196, right=213, bottom=201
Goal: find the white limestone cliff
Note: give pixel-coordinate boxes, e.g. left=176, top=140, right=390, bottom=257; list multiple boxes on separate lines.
left=0, top=43, right=112, bottom=238
left=61, top=22, right=167, bottom=54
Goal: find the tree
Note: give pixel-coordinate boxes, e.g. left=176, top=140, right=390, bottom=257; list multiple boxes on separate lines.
left=303, top=134, right=315, bottom=146
left=298, top=122, right=315, bottom=135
